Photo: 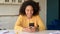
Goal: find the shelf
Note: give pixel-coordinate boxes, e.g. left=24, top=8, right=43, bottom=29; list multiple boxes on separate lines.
left=0, top=3, right=22, bottom=5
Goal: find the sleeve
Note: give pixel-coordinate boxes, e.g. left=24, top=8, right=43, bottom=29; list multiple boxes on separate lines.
left=36, top=15, right=46, bottom=31
left=14, top=15, right=23, bottom=31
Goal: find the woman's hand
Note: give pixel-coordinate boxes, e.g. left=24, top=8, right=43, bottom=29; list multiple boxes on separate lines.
left=22, top=27, right=36, bottom=32
left=30, top=27, right=36, bottom=32
left=22, top=27, right=31, bottom=32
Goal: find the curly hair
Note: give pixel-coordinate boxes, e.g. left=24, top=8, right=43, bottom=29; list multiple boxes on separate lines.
left=19, top=0, right=40, bottom=16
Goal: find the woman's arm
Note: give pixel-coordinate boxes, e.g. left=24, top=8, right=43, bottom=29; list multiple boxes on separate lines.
left=36, top=15, right=46, bottom=31
left=14, top=15, right=34, bottom=32
left=14, top=15, right=23, bottom=31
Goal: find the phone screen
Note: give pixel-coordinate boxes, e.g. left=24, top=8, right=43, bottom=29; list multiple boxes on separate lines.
left=29, top=23, right=34, bottom=27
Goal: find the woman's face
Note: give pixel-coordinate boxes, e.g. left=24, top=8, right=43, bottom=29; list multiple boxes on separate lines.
left=25, top=5, right=34, bottom=18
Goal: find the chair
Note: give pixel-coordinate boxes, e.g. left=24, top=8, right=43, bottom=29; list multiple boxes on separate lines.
left=47, top=19, right=60, bottom=30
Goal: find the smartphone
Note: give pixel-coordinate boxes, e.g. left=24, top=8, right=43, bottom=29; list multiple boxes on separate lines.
left=29, top=23, right=34, bottom=27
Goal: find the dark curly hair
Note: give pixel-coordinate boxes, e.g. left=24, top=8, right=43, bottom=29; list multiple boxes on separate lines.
left=19, top=0, right=40, bottom=16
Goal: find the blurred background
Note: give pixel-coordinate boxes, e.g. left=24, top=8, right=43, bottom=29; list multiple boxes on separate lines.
left=0, top=0, right=59, bottom=30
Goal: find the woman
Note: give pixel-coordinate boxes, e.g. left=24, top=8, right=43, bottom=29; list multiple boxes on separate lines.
left=14, top=0, right=46, bottom=33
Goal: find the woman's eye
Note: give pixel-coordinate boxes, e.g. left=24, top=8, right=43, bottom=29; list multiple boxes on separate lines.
left=27, top=10, right=29, bottom=11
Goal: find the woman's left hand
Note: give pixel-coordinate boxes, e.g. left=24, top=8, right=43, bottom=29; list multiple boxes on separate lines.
left=30, top=27, right=36, bottom=32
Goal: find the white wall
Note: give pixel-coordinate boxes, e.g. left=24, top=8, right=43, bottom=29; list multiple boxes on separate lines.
left=39, top=0, right=47, bottom=26
left=34, top=0, right=47, bottom=26
left=0, top=0, right=47, bottom=29
left=0, top=5, right=20, bottom=29
left=0, top=5, right=20, bottom=15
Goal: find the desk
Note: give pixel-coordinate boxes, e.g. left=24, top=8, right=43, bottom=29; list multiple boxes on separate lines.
left=0, top=30, right=60, bottom=34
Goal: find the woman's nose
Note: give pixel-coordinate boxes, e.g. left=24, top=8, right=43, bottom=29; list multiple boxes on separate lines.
left=29, top=11, right=31, bottom=14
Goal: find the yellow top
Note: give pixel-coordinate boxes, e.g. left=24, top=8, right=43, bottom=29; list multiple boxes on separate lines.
left=14, top=15, right=46, bottom=32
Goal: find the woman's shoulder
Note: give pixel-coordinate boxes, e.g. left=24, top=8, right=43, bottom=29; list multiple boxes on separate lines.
left=19, top=15, right=25, bottom=17
left=18, top=15, right=25, bottom=19
left=33, top=15, right=42, bottom=20
left=18, top=15, right=40, bottom=19
left=33, top=15, right=40, bottom=18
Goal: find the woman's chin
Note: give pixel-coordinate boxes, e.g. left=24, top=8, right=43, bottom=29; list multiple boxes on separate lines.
left=27, top=16, right=32, bottom=19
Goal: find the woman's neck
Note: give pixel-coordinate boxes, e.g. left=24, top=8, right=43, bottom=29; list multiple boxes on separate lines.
left=26, top=16, right=32, bottom=19
left=27, top=17, right=32, bottom=19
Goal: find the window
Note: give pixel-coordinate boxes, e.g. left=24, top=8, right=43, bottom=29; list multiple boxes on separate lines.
left=12, top=0, right=16, bottom=2
left=18, top=0, right=22, bottom=3
left=5, top=0, right=9, bottom=2
left=3, top=0, right=24, bottom=4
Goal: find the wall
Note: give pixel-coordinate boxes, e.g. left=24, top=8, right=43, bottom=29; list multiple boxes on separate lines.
left=39, top=0, right=47, bottom=26
left=0, top=5, right=20, bottom=29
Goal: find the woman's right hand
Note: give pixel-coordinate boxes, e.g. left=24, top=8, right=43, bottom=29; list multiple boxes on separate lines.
left=22, top=27, right=36, bottom=32
left=22, top=27, right=32, bottom=32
